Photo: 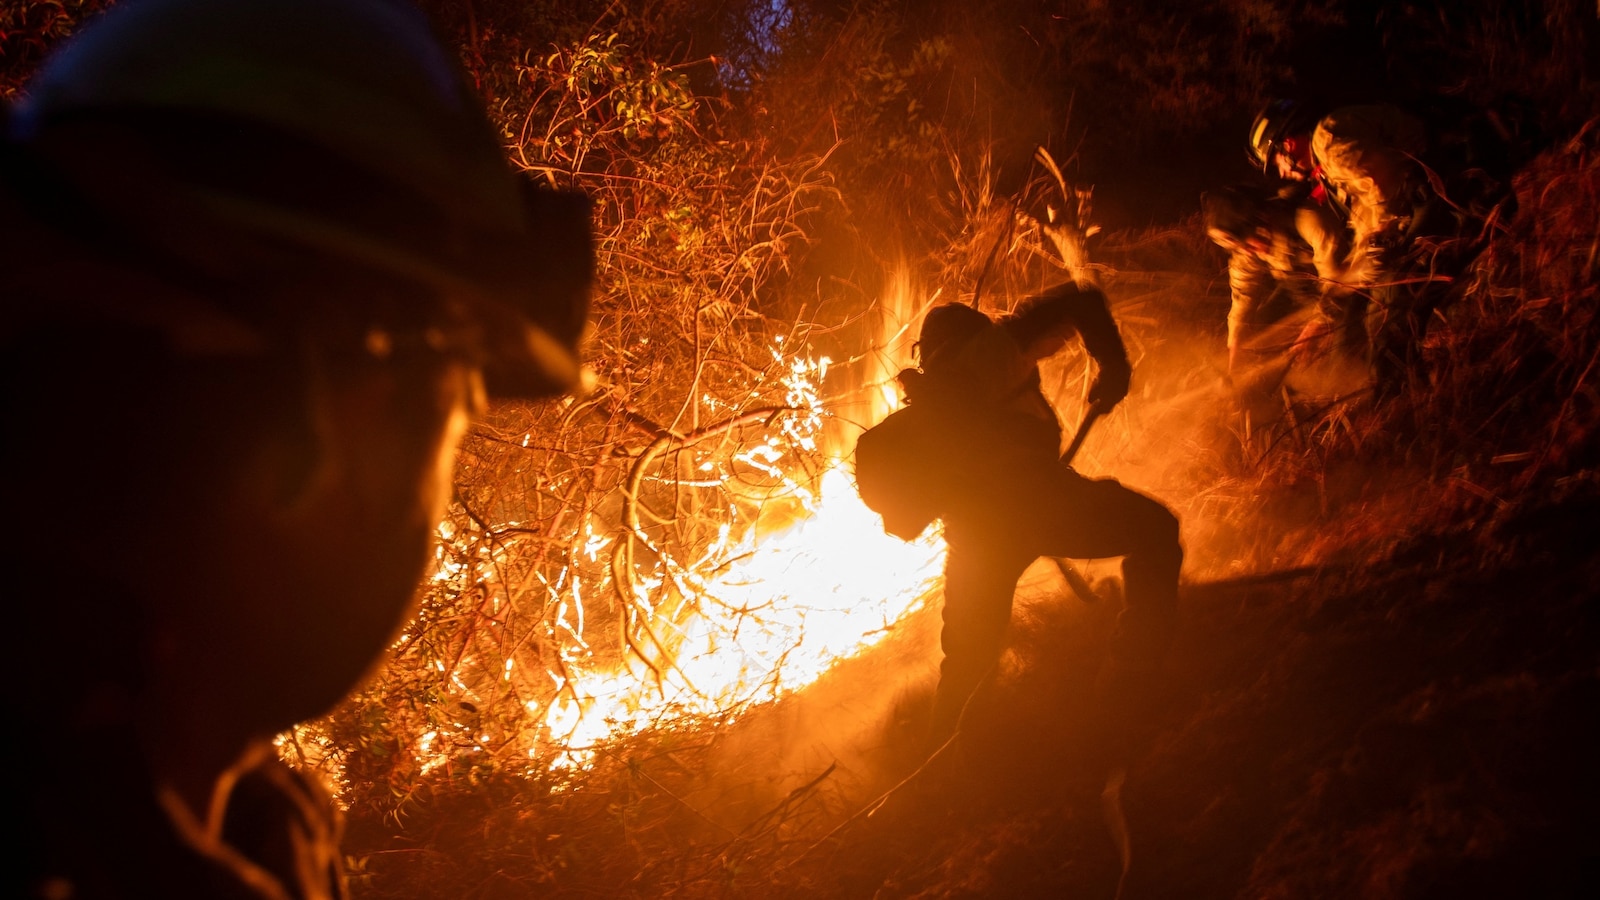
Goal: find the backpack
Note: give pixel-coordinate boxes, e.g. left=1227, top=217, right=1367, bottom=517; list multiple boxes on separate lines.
left=852, top=403, right=951, bottom=541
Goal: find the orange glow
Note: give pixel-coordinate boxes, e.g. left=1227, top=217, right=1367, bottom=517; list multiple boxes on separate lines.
left=534, top=462, right=945, bottom=768
left=288, top=271, right=941, bottom=783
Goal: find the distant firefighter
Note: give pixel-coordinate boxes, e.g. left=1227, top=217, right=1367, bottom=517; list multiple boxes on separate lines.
left=1202, top=182, right=1346, bottom=377
left=2, top=1, right=591, bottom=897
left=1248, top=98, right=1521, bottom=399
left=854, top=283, right=1182, bottom=746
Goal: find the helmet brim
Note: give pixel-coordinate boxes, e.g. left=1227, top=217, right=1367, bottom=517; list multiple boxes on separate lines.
left=188, top=184, right=590, bottom=399
left=14, top=109, right=593, bottom=400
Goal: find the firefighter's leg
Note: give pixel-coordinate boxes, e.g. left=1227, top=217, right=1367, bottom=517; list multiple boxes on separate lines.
left=928, top=545, right=1031, bottom=746
left=1112, top=503, right=1183, bottom=670
left=1367, top=265, right=1405, bottom=399
left=1281, top=286, right=1378, bottom=401
left=1034, top=474, right=1183, bottom=670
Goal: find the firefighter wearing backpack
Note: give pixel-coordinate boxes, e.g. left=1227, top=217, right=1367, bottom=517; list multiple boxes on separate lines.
left=854, top=283, right=1183, bottom=746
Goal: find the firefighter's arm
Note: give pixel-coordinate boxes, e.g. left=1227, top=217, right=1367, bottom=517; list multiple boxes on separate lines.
left=1296, top=203, right=1348, bottom=285
left=1226, top=249, right=1274, bottom=373
left=1005, top=282, right=1131, bottom=408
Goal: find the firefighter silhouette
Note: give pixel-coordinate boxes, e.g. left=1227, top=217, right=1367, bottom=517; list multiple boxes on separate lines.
left=855, top=283, right=1182, bottom=745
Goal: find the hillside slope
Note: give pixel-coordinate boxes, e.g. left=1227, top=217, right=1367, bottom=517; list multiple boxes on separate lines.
left=810, top=475, right=1599, bottom=900
left=779, top=125, right=1600, bottom=900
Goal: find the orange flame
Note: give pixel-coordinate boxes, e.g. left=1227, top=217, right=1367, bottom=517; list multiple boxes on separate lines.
left=286, top=268, right=941, bottom=782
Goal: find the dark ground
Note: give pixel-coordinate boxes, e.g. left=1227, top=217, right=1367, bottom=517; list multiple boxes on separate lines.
left=783, top=473, right=1600, bottom=899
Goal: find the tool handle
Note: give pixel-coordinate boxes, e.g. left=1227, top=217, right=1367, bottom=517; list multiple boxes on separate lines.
left=1060, top=401, right=1108, bottom=465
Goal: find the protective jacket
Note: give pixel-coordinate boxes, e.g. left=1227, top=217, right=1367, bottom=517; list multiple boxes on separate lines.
left=1310, top=104, right=1429, bottom=286
left=18, top=730, right=346, bottom=899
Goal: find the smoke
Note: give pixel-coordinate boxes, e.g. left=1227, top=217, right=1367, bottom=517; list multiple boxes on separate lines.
left=648, top=597, right=944, bottom=835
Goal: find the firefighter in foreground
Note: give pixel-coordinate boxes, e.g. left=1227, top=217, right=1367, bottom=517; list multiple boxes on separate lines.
left=855, top=283, right=1183, bottom=746
left=3, top=1, right=590, bottom=897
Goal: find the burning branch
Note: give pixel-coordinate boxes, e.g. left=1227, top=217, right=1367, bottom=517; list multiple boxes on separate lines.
left=613, top=405, right=803, bottom=687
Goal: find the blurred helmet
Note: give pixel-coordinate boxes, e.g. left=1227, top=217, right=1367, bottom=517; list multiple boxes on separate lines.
left=1247, top=99, right=1317, bottom=173
left=917, top=303, right=992, bottom=368
left=5, top=0, right=589, bottom=398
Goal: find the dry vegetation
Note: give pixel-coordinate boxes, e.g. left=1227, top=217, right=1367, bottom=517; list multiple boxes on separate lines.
left=0, top=1, right=112, bottom=100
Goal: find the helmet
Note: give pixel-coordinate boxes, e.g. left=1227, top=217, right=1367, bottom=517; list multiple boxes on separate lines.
left=6, top=0, right=588, bottom=398
left=1247, top=99, right=1317, bottom=173
left=917, top=303, right=991, bottom=368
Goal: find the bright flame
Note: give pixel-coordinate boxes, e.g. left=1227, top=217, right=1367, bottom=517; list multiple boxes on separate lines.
left=290, top=269, right=943, bottom=784
left=540, top=465, right=945, bottom=768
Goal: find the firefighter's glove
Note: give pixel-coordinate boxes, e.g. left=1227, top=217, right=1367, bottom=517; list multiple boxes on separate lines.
left=1366, top=227, right=1408, bottom=261
left=895, top=367, right=926, bottom=404
left=1087, top=359, right=1131, bottom=410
